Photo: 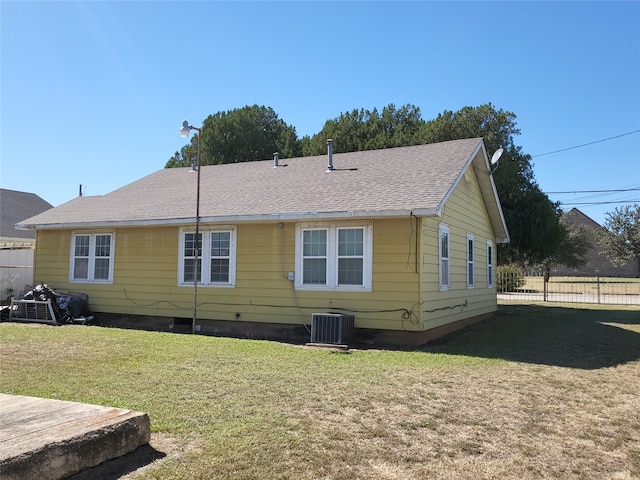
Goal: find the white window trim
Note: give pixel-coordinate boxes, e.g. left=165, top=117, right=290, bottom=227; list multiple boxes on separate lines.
left=467, top=233, right=475, bottom=288
left=295, top=222, right=372, bottom=291
left=178, top=226, right=236, bottom=287
left=487, top=240, right=494, bottom=288
left=69, top=232, right=115, bottom=284
left=439, top=224, right=450, bottom=290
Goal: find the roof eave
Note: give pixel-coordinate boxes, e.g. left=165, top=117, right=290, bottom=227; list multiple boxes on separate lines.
left=22, top=208, right=440, bottom=230
left=472, top=142, right=510, bottom=243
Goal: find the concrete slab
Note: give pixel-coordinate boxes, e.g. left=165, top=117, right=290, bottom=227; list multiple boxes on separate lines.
left=0, top=394, right=150, bottom=480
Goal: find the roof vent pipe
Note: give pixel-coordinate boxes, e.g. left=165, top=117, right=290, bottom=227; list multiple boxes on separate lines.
left=326, top=139, right=334, bottom=171
left=273, top=152, right=279, bottom=167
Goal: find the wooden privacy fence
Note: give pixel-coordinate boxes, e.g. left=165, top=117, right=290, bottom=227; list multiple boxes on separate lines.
left=497, top=273, right=640, bottom=306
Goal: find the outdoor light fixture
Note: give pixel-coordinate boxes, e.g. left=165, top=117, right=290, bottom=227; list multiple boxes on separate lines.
left=180, top=119, right=202, bottom=334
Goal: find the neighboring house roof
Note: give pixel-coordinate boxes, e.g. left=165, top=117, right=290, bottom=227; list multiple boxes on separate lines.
left=17, top=138, right=509, bottom=242
left=561, top=207, right=603, bottom=230
left=558, top=207, right=639, bottom=277
left=0, top=189, right=53, bottom=241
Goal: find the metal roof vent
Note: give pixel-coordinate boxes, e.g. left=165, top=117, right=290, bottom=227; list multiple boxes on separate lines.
left=326, top=139, right=334, bottom=172
left=272, top=152, right=287, bottom=167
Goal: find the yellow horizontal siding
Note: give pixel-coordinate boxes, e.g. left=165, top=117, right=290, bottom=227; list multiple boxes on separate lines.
left=419, top=164, right=497, bottom=330
left=33, top=219, right=422, bottom=331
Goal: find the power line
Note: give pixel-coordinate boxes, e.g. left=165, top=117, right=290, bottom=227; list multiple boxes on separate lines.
left=547, top=187, right=640, bottom=194
left=559, top=200, right=640, bottom=206
left=532, top=129, right=640, bottom=157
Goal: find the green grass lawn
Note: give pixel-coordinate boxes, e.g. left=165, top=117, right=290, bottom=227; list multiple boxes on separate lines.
left=1, top=303, right=639, bottom=479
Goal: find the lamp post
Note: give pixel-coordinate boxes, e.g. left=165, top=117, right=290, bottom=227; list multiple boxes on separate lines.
left=180, top=120, right=202, bottom=334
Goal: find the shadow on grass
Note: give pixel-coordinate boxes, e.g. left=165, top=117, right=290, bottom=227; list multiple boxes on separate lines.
left=68, top=443, right=166, bottom=480
left=424, top=304, right=640, bottom=369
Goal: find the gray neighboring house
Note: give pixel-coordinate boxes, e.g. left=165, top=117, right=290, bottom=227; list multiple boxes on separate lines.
left=0, top=189, right=53, bottom=298
left=553, top=207, right=639, bottom=278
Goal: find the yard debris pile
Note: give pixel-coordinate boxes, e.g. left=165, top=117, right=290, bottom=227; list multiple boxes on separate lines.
left=3, top=283, right=94, bottom=325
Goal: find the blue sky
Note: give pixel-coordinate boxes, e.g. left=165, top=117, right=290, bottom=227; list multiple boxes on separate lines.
left=2, top=1, right=639, bottom=226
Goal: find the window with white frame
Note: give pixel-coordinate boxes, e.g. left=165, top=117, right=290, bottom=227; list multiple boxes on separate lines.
left=467, top=233, right=475, bottom=288
left=179, top=227, right=236, bottom=286
left=296, top=224, right=372, bottom=290
left=487, top=240, right=494, bottom=287
left=439, top=224, right=450, bottom=289
left=70, top=233, right=114, bottom=283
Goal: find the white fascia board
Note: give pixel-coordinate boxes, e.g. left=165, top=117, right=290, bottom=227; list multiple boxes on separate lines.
left=474, top=144, right=510, bottom=244
left=24, top=209, right=439, bottom=230
left=435, top=141, right=484, bottom=216
left=18, top=217, right=193, bottom=230
left=265, top=209, right=437, bottom=222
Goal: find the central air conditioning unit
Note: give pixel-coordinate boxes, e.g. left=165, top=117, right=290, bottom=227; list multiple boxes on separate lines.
left=311, top=313, right=355, bottom=345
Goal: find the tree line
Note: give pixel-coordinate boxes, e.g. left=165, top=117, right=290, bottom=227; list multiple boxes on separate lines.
left=166, top=103, right=638, bottom=271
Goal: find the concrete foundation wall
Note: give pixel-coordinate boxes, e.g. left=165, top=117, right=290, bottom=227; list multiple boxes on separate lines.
left=93, top=310, right=494, bottom=347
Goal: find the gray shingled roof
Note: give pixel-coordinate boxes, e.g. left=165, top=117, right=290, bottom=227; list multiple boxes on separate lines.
left=17, top=138, right=508, bottom=241
left=0, top=189, right=53, bottom=240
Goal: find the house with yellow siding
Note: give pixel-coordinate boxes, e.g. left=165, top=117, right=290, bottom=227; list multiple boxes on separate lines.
left=17, top=138, right=509, bottom=345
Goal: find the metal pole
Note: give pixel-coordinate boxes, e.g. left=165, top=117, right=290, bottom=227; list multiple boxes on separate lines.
left=192, top=128, right=202, bottom=334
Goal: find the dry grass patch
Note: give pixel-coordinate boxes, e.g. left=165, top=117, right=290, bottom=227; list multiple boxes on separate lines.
left=1, top=303, right=639, bottom=479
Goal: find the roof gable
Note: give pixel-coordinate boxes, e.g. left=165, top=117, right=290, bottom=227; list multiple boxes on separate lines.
left=561, top=208, right=603, bottom=230
left=18, top=139, right=509, bottom=241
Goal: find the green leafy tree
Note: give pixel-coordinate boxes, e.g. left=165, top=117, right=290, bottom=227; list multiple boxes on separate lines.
left=166, top=105, right=300, bottom=167
left=421, top=103, right=583, bottom=267
left=422, top=104, right=534, bottom=203
left=301, top=104, right=426, bottom=156
left=598, top=204, right=640, bottom=271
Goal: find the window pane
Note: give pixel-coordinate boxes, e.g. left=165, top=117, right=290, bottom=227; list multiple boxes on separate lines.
left=184, top=233, right=202, bottom=257
left=488, top=244, right=493, bottom=286
left=183, top=258, right=201, bottom=283
left=211, top=232, right=231, bottom=257
left=210, top=258, right=230, bottom=282
left=468, top=264, right=474, bottom=285
left=338, top=228, right=363, bottom=256
left=95, top=235, right=111, bottom=257
left=441, top=259, right=449, bottom=287
left=468, top=239, right=473, bottom=261
left=303, top=258, right=326, bottom=284
left=338, top=258, right=363, bottom=285
left=94, top=258, right=110, bottom=280
left=74, top=258, right=89, bottom=280
left=441, top=232, right=448, bottom=257
left=303, top=230, right=326, bottom=256
left=75, top=236, right=90, bottom=257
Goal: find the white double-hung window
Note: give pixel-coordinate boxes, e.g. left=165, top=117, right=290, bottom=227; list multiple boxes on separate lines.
left=487, top=240, right=494, bottom=287
left=439, top=224, right=450, bottom=290
left=179, top=227, right=236, bottom=287
left=70, top=233, right=114, bottom=283
left=295, top=223, right=372, bottom=291
left=467, top=233, right=475, bottom=288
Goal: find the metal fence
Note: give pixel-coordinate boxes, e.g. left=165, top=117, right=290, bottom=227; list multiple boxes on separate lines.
left=497, top=273, right=640, bottom=306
